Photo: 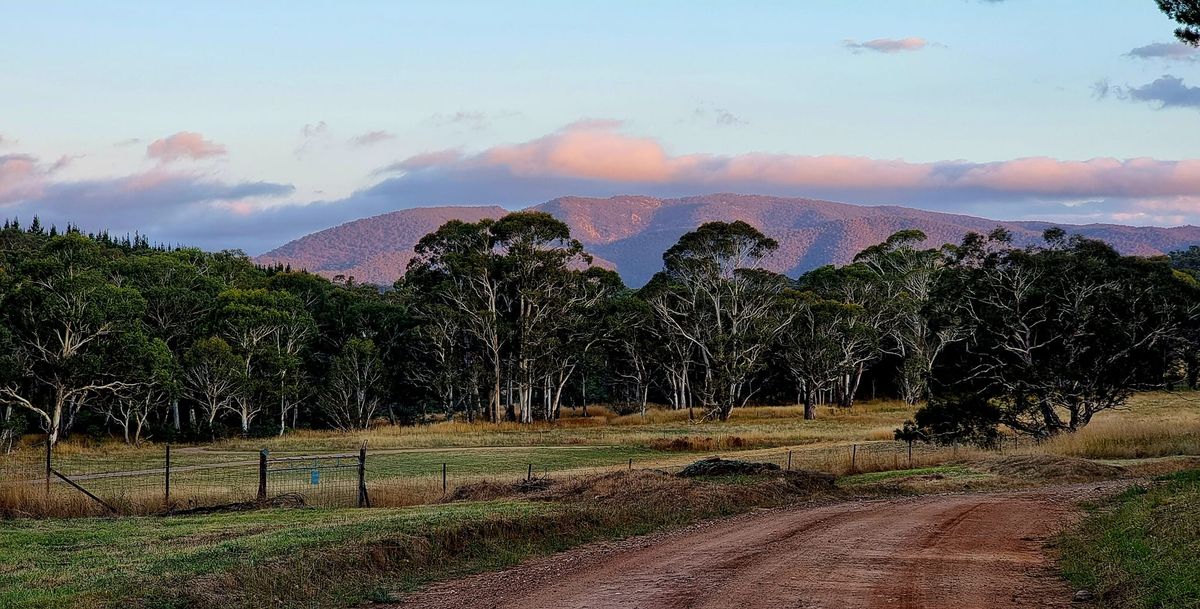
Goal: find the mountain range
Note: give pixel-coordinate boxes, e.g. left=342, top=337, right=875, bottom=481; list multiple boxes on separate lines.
left=255, top=194, right=1200, bottom=287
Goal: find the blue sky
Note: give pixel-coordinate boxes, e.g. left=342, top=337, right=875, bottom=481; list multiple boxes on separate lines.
left=2, top=1, right=1199, bottom=252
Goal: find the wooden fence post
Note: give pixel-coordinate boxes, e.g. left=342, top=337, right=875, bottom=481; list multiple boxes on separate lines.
left=628, top=458, right=632, bottom=471
left=257, top=449, right=268, bottom=502
left=357, top=444, right=369, bottom=508
left=787, top=450, right=793, bottom=472
left=851, top=444, right=858, bottom=473
left=164, top=443, right=171, bottom=508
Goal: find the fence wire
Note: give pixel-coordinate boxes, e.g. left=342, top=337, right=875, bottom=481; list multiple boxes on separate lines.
left=1, top=434, right=1031, bottom=517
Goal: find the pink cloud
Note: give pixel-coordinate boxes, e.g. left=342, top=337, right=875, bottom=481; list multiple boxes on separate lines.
left=844, top=37, right=929, bottom=54
left=398, top=121, right=1200, bottom=200
left=146, top=131, right=227, bottom=162
left=0, top=154, right=46, bottom=203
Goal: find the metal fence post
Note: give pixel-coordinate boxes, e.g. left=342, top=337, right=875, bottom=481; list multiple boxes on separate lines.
left=257, top=449, right=268, bottom=502
left=164, top=443, right=171, bottom=508
left=851, top=444, right=858, bottom=473
left=628, top=458, right=632, bottom=471
left=442, top=463, right=447, bottom=496
left=357, top=444, right=368, bottom=508
left=787, top=450, right=793, bottom=472
left=527, top=463, right=532, bottom=481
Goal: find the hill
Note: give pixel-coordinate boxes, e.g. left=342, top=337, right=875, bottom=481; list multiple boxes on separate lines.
left=255, top=194, right=1200, bottom=286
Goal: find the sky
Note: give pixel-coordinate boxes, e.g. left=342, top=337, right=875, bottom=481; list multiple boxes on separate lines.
left=3, top=0, right=1200, bottom=253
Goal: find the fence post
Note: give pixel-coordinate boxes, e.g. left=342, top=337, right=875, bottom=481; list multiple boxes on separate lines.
left=787, top=450, right=793, bottom=472
left=851, top=444, right=858, bottom=473
left=164, top=443, right=171, bottom=508
left=442, top=463, right=447, bottom=495
left=257, top=449, right=268, bottom=502
left=628, top=458, right=632, bottom=472
left=527, top=463, right=533, bottom=481
left=907, top=441, right=913, bottom=468
left=357, top=444, right=368, bottom=508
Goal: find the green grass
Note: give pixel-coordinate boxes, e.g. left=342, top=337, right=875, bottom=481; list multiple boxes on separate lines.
left=836, top=464, right=986, bottom=486
left=1059, top=468, right=1200, bottom=609
left=0, top=501, right=551, bottom=609
left=0, top=468, right=826, bottom=609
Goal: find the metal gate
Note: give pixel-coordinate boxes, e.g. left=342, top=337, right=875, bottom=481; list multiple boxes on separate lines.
left=259, top=447, right=368, bottom=508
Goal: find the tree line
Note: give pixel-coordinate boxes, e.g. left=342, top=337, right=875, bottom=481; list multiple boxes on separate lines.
left=2, top=213, right=1198, bottom=450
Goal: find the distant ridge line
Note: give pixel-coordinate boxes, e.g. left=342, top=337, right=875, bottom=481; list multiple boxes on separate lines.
left=255, top=194, right=1200, bottom=286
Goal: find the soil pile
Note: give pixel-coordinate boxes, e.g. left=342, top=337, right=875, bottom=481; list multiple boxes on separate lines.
left=977, top=454, right=1124, bottom=482
left=677, top=457, right=781, bottom=477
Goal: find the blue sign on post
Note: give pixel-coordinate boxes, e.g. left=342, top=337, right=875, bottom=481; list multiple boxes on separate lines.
left=310, top=469, right=320, bottom=485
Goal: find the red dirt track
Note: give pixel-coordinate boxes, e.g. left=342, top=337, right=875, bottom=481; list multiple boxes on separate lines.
left=393, top=482, right=1123, bottom=609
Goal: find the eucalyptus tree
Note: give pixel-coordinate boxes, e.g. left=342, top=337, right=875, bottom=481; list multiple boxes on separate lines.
left=852, top=230, right=962, bottom=404
left=778, top=291, right=874, bottom=420
left=113, top=251, right=220, bottom=429
left=319, top=338, right=385, bottom=430
left=0, top=272, right=19, bottom=452
left=649, top=221, right=792, bottom=421
left=217, top=288, right=315, bottom=435
left=96, top=333, right=177, bottom=445
left=640, top=275, right=696, bottom=415
left=182, top=336, right=242, bottom=434
left=405, top=298, right=475, bottom=419
left=0, top=234, right=145, bottom=445
left=491, top=211, right=599, bottom=423
left=406, top=219, right=505, bottom=422
left=798, top=264, right=886, bottom=407
left=539, top=267, right=624, bottom=420
left=598, top=289, right=655, bottom=417
left=923, top=230, right=1198, bottom=439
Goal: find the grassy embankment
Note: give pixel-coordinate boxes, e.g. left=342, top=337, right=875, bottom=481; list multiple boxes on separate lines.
left=0, top=469, right=836, bottom=609
left=1060, top=468, right=1200, bottom=609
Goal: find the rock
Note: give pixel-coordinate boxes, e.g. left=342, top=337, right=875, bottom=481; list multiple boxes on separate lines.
left=1073, top=590, right=1095, bottom=603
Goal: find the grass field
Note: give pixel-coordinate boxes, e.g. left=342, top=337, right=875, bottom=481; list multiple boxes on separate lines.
left=0, top=468, right=845, bottom=609
left=3, top=392, right=1200, bottom=607
left=1060, top=469, right=1200, bottom=609
left=0, top=501, right=550, bottom=608
left=4, top=392, right=1200, bottom=516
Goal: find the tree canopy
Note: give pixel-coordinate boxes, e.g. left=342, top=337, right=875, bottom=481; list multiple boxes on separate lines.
left=1, top=215, right=1196, bottom=448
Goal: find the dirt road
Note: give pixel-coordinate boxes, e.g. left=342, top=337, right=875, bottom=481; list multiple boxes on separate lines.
left=394, top=482, right=1123, bottom=609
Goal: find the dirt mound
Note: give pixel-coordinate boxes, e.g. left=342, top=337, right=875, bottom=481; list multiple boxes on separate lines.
left=447, top=467, right=835, bottom=507
left=446, top=478, right=554, bottom=502
left=780, top=470, right=838, bottom=492
left=976, top=454, right=1124, bottom=482
left=539, top=470, right=695, bottom=505
left=677, top=457, right=781, bottom=477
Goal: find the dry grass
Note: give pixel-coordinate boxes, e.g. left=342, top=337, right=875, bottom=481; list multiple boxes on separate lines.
left=1019, top=392, right=1200, bottom=461
left=5, top=391, right=1200, bottom=519
left=973, top=454, right=1125, bottom=483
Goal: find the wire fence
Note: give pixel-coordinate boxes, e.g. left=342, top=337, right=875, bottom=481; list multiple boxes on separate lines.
left=0, top=435, right=1033, bottom=517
